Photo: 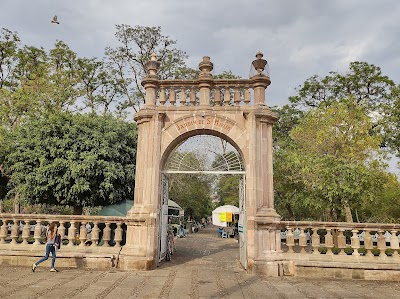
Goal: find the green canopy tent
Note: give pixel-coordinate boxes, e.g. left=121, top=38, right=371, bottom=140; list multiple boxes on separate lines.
left=98, top=199, right=134, bottom=217
left=99, top=199, right=183, bottom=217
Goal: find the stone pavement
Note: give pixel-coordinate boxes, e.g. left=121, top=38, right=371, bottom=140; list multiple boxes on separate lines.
left=1, top=225, right=400, bottom=299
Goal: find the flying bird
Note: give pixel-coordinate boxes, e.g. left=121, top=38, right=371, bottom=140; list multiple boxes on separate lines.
left=51, top=15, right=59, bottom=24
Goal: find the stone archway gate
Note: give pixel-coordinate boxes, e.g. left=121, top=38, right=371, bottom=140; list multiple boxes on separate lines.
left=119, top=53, right=281, bottom=274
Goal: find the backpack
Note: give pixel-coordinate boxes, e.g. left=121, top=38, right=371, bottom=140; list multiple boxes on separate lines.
left=54, top=233, right=61, bottom=249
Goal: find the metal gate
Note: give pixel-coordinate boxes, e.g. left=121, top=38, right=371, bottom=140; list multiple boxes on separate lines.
left=158, top=173, right=169, bottom=264
left=161, top=135, right=247, bottom=267
left=238, top=175, right=247, bottom=269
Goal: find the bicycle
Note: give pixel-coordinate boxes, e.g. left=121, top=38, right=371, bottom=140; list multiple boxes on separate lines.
left=166, top=226, right=174, bottom=261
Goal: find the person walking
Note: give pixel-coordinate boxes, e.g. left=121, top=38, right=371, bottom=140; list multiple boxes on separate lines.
left=32, top=221, right=59, bottom=272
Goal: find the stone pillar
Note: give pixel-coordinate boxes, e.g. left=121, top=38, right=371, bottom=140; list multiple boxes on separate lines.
left=246, top=52, right=281, bottom=276
left=122, top=55, right=163, bottom=269
left=251, top=52, right=271, bottom=106
left=197, top=56, right=213, bottom=107
left=142, top=53, right=160, bottom=109
left=122, top=109, right=164, bottom=270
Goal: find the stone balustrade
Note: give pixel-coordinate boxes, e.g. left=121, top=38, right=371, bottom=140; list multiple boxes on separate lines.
left=0, top=213, right=127, bottom=248
left=141, top=53, right=271, bottom=108
left=156, top=79, right=254, bottom=107
left=279, top=221, right=400, bottom=257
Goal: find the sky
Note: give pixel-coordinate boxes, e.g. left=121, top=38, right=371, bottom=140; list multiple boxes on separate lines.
left=1, top=0, right=399, bottom=174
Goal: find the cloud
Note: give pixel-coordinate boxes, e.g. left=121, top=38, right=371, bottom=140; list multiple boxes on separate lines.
left=1, top=0, right=399, bottom=107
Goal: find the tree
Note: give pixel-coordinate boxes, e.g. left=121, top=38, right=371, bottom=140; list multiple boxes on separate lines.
left=356, top=173, right=400, bottom=223
left=215, top=175, right=240, bottom=207
left=289, top=62, right=396, bottom=112
left=287, top=99, right=388, bottom=222
left=288, top=61, right=399, bottom=157
left=272, top=105, right=304, bottom=149
left=105, top=25, right=197, bottom=114
left=0, top=28, right=20, bottom=89
left=385, top=84, right=400, bottom=157
left=3, top=112, right=137, bottom=214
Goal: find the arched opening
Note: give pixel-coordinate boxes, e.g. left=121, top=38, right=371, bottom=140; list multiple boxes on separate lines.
left=158, top=134, right=248, bottom=269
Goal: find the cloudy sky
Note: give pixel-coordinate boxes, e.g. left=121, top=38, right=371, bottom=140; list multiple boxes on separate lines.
left=1, top=0, right=399, bottom=173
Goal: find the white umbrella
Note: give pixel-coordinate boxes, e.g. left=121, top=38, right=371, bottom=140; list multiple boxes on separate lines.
left=212, top=205, right=239, bottom=227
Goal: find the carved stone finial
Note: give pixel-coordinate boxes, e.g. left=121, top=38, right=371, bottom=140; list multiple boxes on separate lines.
left=145, top=53, right=160, bottom=77
left=252, top=51, right=267, bottom=75
left=198, top=56, right=213, bottom=78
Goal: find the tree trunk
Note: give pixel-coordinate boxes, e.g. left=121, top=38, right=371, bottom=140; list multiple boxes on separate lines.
left=0, top=200, right=3, bottom=213
left=13, top=193, right=20, bottom=214
left=343, top=201, right=353, bottom=223
left=344, top=205, right=353, bottom=223
left=73, top=206, right=83, bottom=215
left=286, top=203, right=295, bottom=221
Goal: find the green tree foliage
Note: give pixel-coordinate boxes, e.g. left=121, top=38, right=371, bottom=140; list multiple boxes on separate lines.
left=105, top=25, right=198, bottom=113
left=288, top=61, right=399, bottom=154
left=385, top=84, right=400, bottom=157
left=356, top=174, right=400, bottom=223
left=289, top=62, right=396, bottom=112
left=168, top=174, right=212, bottom=221
left=272, top=105, right=304, bottom=148
left=274, top=62, right=400, bottom=222
left=215, top=175, right=240, bottom=207
left=3, top=112, right=137, bottom=213
left=275, top=99, right=388, bottom=222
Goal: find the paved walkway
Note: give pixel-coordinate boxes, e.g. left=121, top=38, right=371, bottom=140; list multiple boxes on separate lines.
left=1, top=225, right=400, bottom=299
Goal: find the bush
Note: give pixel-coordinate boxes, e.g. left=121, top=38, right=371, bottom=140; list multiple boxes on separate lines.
left=344, top=247, right=354, bottom=255
left=358, top=248, right=367, bottom=255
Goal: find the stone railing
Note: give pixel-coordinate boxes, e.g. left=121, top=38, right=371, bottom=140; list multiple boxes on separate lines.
left=279, top=221, right=400, bottom=257
left=142, top=53, right=271, bottom=109
left=0, top=213, right=127, bottom=248
left=155, top=79, right=254, bottom=107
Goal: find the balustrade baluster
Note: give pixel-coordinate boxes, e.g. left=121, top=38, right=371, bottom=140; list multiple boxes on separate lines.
left=159, top=87, right=166, bottom=106
left=275, top=229, right=282, bottom=252
left=214, top=87, right=221, bottom=106
left=364, top=230, right=373, bottom=257
left=10, top=220, right=19, bottom=244
left=102, top=222, right=111, bottom=247
left=234, top=87, right=240, bottom=106
left=33, top=220, right=42, bottom=245
left=390, top=230, right=399, bottom=257
left=337, top=229, right=347, bottom=255
left=79, top=222, right=88, bottom=247
left=91, top=222, right=100, bottom=246
left=179, top=88, right=186, bottom=106
left=311, top=228, right=320, bottom=254
left=299, top=228, right=307, bottom=253
left=22, top=220, right=30, bottom=244
left=223, top=88, right=230, bottom=105
left=58, top=221, right=66, bottom=239
left=0, top=219, right=8, bottom=244
left=351, top=229, right=360, bottom=256
left=190, top=87, right=196, bottom=106
left=114, top=222, right=123, bottom=247
left=377, top=230, right=386, bottom=256
left=286, top=227, right=294, bottom=253
left=169, top=88, right=176, bottom=106
left=244, top=87, right=250, bottom=105
left=68, top=221, right=76, bottom=246
left=325, top=229, right=334, bottom=255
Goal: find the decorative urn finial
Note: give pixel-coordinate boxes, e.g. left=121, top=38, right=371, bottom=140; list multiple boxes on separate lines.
left=198, top=56, right=214, bottom=77
left=252, top=51, right=267, bottom=75
left=145, top=53, right=160, bottom=77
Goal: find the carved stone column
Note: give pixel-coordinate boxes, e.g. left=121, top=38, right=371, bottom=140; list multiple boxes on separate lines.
left=246, top=52, right=281, bottom=277
left=122, top=56, right=164, bottom=268
left=197, top=56, right=213, bottom=107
